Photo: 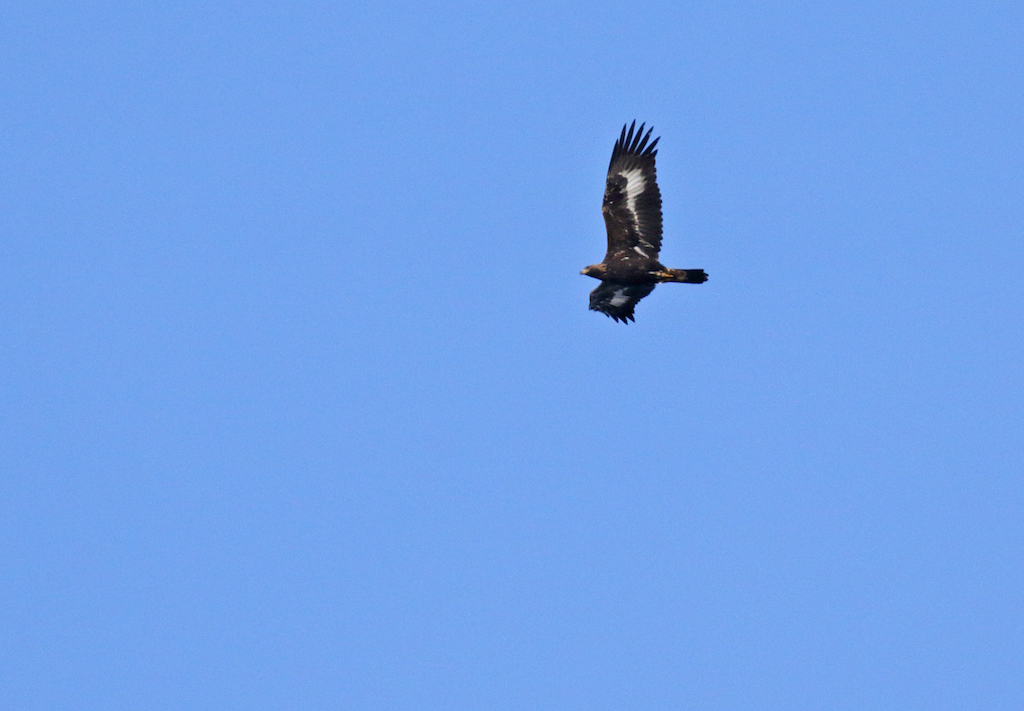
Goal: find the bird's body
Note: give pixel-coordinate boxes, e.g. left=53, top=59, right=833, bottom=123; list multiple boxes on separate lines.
left=581, top=121, right=707, bottom=323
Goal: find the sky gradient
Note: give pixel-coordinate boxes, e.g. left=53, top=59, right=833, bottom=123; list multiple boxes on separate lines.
left=3, top=2, right=1023, bottom=709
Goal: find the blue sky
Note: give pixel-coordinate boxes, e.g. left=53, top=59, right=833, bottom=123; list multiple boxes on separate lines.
left=3, top=1, right=1023, bottom=708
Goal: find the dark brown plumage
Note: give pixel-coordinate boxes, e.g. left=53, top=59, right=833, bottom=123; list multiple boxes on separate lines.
left=581, top=121, right=707, bottom=323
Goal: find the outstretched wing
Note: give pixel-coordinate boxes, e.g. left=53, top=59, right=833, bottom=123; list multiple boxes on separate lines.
left=602, top=121, right=663, bottom=264
left=589, top=281, right=657, bottom=323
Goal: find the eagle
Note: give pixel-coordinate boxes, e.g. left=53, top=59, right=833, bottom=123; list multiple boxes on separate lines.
left=581, top=121, right=707, bottom=323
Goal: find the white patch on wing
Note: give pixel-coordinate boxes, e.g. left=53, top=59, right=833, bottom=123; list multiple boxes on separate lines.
left=609, top=289, right=630, bottom=307
left=633, top=246, right=648, bottom=258
left=621, top=168, right=646, bottom=228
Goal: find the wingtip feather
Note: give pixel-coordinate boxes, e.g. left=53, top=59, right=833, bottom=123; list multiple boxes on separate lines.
left=611, top=120, right=659, bottom=166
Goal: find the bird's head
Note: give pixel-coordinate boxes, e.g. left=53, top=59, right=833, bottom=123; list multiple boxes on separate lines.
left=580, top=264, right=606, bottom=278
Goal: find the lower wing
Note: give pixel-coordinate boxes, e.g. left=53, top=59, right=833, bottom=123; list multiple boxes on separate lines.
left=588, top=282, right=656, bottom=324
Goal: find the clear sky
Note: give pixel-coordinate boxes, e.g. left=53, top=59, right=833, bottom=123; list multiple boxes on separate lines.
left=3, top=2, right=1023, bottom=709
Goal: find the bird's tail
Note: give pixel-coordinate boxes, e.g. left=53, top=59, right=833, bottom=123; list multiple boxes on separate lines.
left=663, top=268, right=708, bottom=283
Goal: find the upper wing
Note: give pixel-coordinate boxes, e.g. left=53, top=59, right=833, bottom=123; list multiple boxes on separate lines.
left=602, top=121, right=663, bottom=263
left=589, top=281, right=657, bottom=324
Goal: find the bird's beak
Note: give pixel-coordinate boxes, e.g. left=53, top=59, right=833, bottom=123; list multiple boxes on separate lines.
left=580, top=268, right=587, bottom=275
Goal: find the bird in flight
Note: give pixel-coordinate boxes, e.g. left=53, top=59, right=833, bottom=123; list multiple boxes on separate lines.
left=581, top=121, right=707, bottom=323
